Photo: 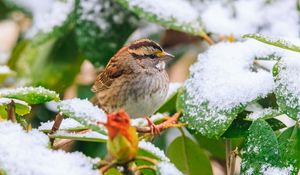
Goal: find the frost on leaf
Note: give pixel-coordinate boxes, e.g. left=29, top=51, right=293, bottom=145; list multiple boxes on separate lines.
left=244, top=34, right=300, bottom=53
left=0, top=86, right=60, bottom=104
left=76, top=0, right=138, bottom=66
left=241, top=120, right=296, bottom=175
left=115, top=0, right=203, bottom=35
left=273, top=56, right=300, bottom=120
left=9, top=0, right=75, bottom=38
left=57, top=98, right=107, bottom=134
left=0, top=122, right=98, bottom=175
left=0, top=98, right=31, bottom=118
left=179, top=40, right=275, bottom=138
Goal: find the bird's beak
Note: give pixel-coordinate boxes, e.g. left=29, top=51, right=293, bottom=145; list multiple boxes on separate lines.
left=158, top=51, right=175, bottom=60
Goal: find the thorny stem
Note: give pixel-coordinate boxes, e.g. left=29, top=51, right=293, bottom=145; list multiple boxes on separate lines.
left=7, top=100, right=16, bottom=122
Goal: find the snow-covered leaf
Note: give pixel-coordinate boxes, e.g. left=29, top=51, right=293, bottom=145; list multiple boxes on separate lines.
left=0, top=86, right=59, bottom=104
left=57, top=98, right=107, bottom=135
left=0, top=122, right=99, bottom=175
left=179, top=40, right=275, bottom=138
left=273, top=57, right=300, bottom=120
left=75, top=0, right=138, bottom=66
left=241, top=120, right=296, bottom=175
left=167, top=136, right=212, bottom=175
left=49, top=130, right=107, bottom=142
left=0, top=98, right=31, bottom=118
left=244, top=34, right=300, bottom=53
left=115, top=0, right=205, bottom=36
left=245, top=108, right=281, bottom=121
left=137, top=141, right=183, bottom=175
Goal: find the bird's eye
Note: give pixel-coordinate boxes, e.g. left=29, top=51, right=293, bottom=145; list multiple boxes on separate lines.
left=148, top=54, right=156, bottom=59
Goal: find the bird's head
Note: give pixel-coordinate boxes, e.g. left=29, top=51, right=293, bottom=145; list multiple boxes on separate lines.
left=127, top=39, right=174, bottom=70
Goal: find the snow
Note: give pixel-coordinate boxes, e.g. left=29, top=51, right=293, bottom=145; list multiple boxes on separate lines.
left=127, top=0, right=201, bottom=30
left=10, top=0, right=75, bottom=37
left=201, top=0, right=299, bottom=37
left=38, top=118, right=84, bottom=131
left=157, top=162, right=183, bottom=175
left=185, top=40, right=276, bottom=111
left=0, top=66, right=13, bottom=74
left=247, top=108, right=277, bottom=120
left=58, top=98, right=107, bottom=123
left=260, top=164, right=293, bottom=175
left=0, top=97, right=28, bottom=106
left=138, top=140, right=170, bottom=162
left=0, top=122, right=98, bottom=175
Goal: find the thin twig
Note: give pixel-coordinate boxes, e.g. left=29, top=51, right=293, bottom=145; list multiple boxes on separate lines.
left=49, top=112, right=64, bottom=146
left=225, top=139, right=232, bottom=175
left=7, top=100, right=16, bottom=122
left=99, top=160, right=117, bottom=174
left=134, top=165, right=156, bottom=171
left=52, top=129, right=90, bottom=150
left=135, top=156, right=158, bottom=165
left=229, top=148, right=238, bottom=175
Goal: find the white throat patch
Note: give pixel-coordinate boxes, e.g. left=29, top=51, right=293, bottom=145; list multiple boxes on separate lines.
left=156, top=61, right=166, bottom=70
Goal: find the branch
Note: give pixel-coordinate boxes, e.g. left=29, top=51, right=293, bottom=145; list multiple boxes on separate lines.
left=7, top=100, right=16, bottom=122
left=49, top=112, right=64, bottom=145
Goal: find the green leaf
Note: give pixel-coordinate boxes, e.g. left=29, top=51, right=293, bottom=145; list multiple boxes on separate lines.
left=0, top=87, right=59, bottom=104
left=57, top=98, right=107, bottom=135
left=0, top=98, right=31, bottom=119
left=243, top=34, right=300, bottom=53
left=157, top=91, right=179, bottom=114
left=223, top=115, right=286, bottom=138
left=114, top=0, right=205, bottom=36
left=177, top=89, right=244, bottom=138
left=240, top=120, right=296, bottom=175
left=193, top=133, right=226, bottom=159
left=167, top=136, right=213, bottom=175
left=278, top=125, right=300, bottom=171
left=75, top=0, right=138, bottom=67
left=104, top=168, right=122, bottom=175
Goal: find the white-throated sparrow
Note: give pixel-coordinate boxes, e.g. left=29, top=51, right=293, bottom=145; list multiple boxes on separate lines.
left=92, top=39, right=174, bottom=118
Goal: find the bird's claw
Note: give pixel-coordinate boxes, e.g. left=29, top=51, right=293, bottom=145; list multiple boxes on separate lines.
left=145, top=117, right=160, bottom=135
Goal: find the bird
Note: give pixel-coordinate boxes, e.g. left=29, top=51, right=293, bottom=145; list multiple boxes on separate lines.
left=91, top=38, right=174, bottom=119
